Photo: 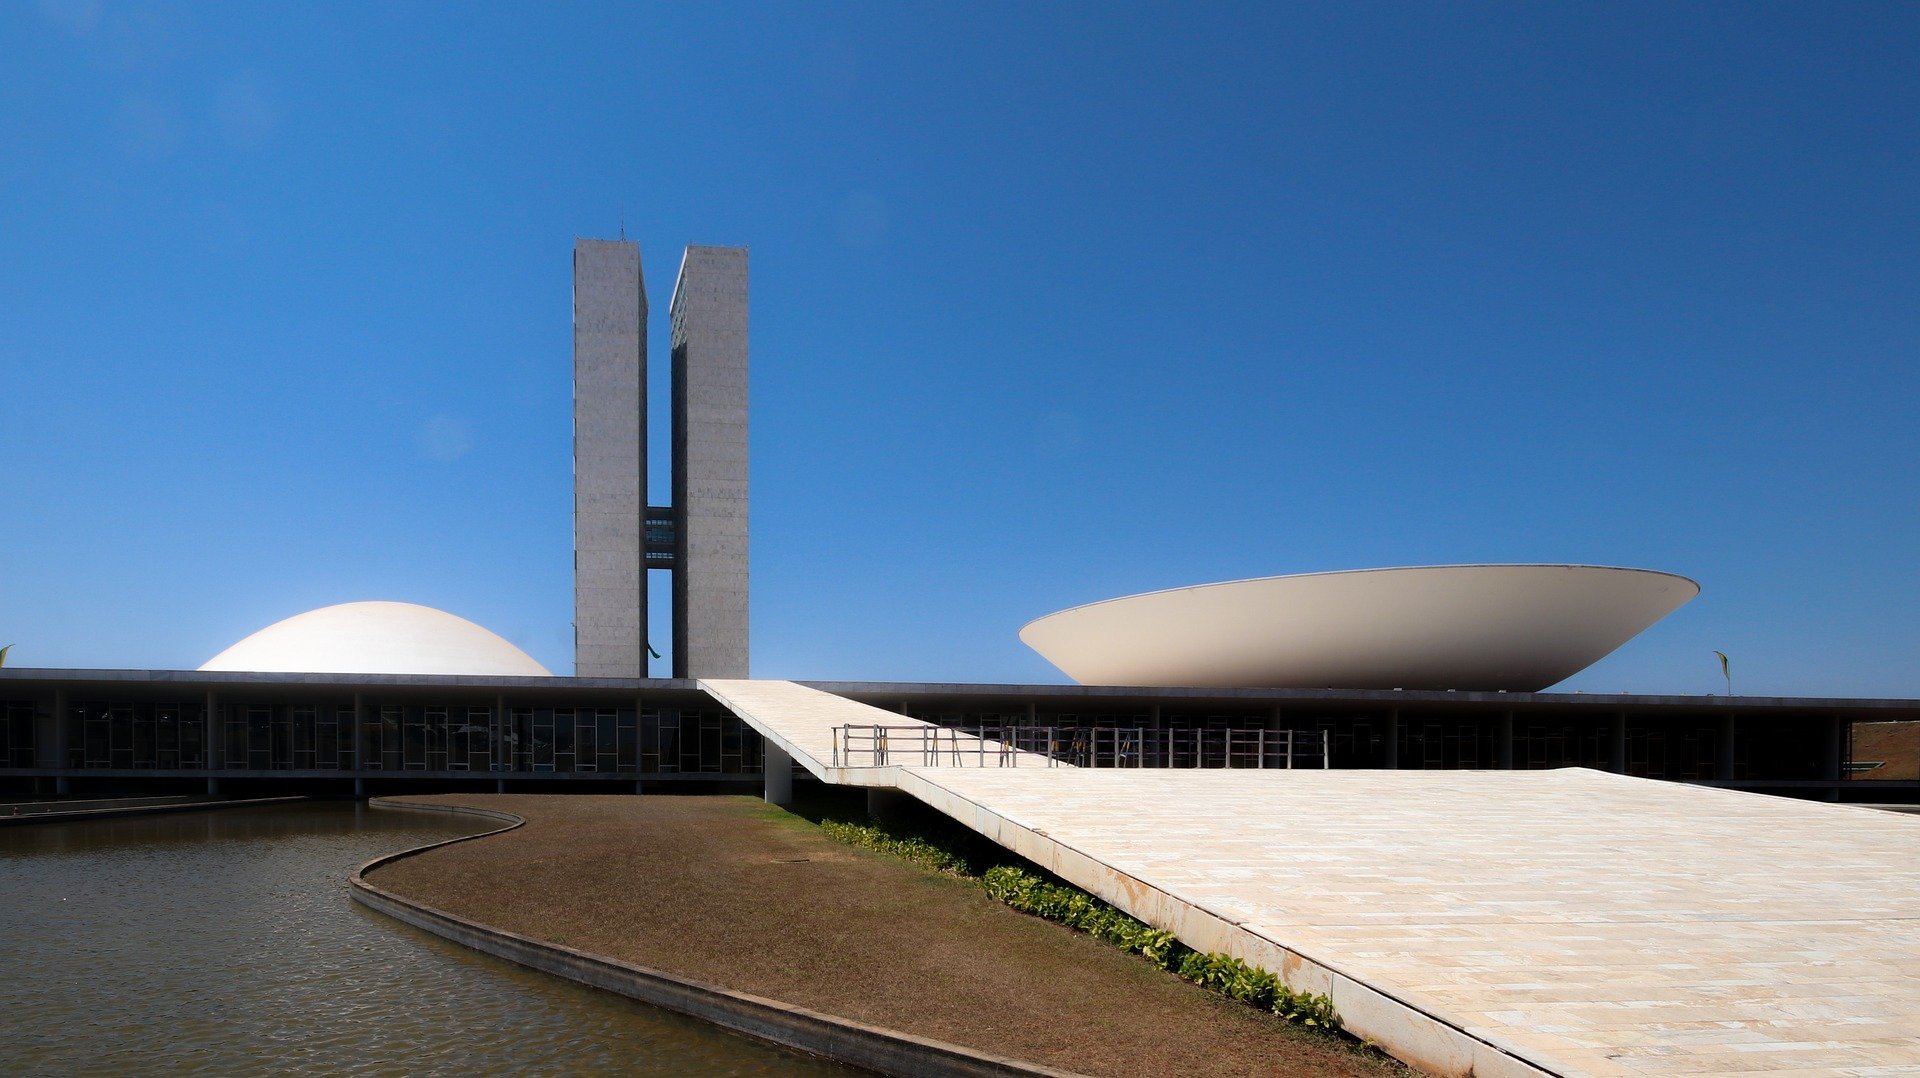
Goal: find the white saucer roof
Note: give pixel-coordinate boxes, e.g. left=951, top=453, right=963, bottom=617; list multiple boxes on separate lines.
left=200, top=601, right=552, bottom=677
left=1019, top=564, right=1698, bottom=693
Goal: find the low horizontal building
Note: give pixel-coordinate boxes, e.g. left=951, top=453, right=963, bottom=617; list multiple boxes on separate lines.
left=3, top=667, right=1917, bottom=803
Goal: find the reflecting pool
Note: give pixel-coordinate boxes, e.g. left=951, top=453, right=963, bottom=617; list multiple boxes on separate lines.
left=0, top=802, right=857, bottom=1075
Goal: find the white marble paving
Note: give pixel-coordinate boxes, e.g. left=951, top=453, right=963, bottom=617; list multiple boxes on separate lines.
left=708, top=680, right=1920, bottom=1075
left=908, top=767, right=1920, bottom=1076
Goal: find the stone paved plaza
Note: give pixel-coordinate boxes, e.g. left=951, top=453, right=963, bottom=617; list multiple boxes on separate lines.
left=910, top=767, right=1920, bottom=1075
left=709, top=681, right=1920, bottom=1075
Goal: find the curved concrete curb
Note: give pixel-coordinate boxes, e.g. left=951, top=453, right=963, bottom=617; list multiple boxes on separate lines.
left=351, top=798, right=1080, bottom=1078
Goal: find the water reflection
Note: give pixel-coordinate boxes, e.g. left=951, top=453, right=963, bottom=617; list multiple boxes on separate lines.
left=0, top=802, right=857, bottom=1075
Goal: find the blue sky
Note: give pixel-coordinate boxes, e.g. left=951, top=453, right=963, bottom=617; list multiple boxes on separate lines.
left=2, top=2, right=1915, bottom=696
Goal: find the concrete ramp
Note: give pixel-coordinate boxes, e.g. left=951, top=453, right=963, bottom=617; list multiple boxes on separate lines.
left=706, top=680, right=1920, bottom=1076
left=700, top=678, right=1056, bottom=788
left=700, top=679, right=904, bottom=785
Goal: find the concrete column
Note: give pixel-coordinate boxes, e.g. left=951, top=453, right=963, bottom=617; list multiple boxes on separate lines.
left=496, top=694, right=510, bottom=775
left=204, top=690, right=220, bottom=796
left=349, top=692, right=365, bottom=801
left=50, top=688, right=70, bottom=795
left=1823, top=714, right=1845, bottom=802
left=1610, top=712, right=1627, bottom=774
left=351, top=692, right=364, bottom=776
left=763, top=742, right=793, bottom=806
left=1384, top=710, right=1399, bottom=769
left=1497, top=711, right=1514, bottom=769
left=635, top=694, right=646, bottom=779
left=1718, top=714, right=1737, bottom=782
left=496, top=779, right=507, bottom=794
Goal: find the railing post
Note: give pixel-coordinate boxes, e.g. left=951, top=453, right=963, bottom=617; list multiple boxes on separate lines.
left=1323, top=729, right=1330, bottom=768
left=1258, top=727, right=1265, bottom=769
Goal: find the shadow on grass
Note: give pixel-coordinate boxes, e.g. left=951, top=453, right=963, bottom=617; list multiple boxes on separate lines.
left=777, top=781, right=1016, bottom=879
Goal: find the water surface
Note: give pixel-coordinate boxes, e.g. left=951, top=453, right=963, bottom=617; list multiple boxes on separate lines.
left=0, top=802, right=857, bottom=1075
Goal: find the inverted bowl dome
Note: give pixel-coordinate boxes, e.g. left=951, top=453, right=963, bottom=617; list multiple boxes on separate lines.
left=1019, top=565, right=1697, bottom=692
left=201, top=601, right=551, bottom=677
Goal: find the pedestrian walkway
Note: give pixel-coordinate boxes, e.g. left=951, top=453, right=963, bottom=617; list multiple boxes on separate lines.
left=700, top=679, right=1061, bottom=785
left=705, top=679, right=1920, bottom=1076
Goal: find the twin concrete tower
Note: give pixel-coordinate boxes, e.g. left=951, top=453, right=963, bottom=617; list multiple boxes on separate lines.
left=573, top=239, right=748, bottom=679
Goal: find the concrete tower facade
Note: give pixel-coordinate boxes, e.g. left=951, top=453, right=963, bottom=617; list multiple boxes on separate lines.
left=670, top=246, right=750, bottom=679
left=572, top=239, right=647, bottom=677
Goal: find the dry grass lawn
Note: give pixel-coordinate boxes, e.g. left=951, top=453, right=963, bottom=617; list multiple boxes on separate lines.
left=368, top=794, right=1400, bottom=1078
left=1851, top=721, right=1920, bottom=781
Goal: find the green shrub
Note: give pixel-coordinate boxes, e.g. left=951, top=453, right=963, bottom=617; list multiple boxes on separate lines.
left=1274, top=985, right=1339, bottom=1028
left=822, top=820, right=1338, bottom=1032
left=817, top=819, right=969, bottom=876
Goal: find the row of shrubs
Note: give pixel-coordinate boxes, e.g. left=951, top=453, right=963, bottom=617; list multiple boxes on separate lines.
left=982, top=865, right=1185, bottom=968
left=820, top=817, right=1340, bottom=1032
left=982, top=865, right=1338, bottom=1028
left=817, top=819, right=969, bottom=875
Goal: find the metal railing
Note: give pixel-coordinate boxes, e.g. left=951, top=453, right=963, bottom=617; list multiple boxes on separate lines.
left=830, top=725, right=1330, bottom=770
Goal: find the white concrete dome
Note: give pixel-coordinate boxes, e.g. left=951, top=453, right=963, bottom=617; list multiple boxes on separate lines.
left=200, top=601, right=551, bottom=676
left=1019, top=564, right=1698, bottom=692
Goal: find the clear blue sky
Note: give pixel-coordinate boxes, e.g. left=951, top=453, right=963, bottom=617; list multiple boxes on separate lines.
left=3, top=2, right=1915, bottom=696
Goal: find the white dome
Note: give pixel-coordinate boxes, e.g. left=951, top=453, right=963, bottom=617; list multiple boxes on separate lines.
left=1020, top=564, right=1698, bottom=692
left=200, top=601, right=552, bottom=676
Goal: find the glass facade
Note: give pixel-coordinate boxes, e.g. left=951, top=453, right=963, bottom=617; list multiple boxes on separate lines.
left=3, top=702, right=37, bottom=768
left=1, top=677, right=1902, bottom=800
left=880, top=696, right=1858, bottom=788
left=1, top=692, right=760, bottom=779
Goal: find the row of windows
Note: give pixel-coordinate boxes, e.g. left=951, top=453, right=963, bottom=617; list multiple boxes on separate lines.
left=1, top=701, right=762, bottom=775
left=0, top=699, right=1882, bottom=783
left=896, top=709, right=1832, bottom=782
